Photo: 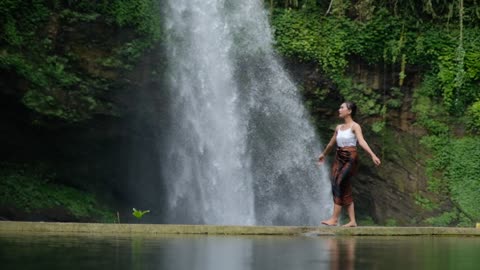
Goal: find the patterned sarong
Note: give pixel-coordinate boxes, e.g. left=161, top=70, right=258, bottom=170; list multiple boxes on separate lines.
left=331, top=146, right=358, bottom=206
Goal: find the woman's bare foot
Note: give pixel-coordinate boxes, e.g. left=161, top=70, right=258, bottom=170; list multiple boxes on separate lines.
left=342, top=222, right=357, bottom=227
left=321, top=218, right=338, bottom=226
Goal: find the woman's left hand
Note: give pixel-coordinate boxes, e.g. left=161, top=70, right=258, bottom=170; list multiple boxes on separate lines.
left=372, top=155, right=381, bottom=166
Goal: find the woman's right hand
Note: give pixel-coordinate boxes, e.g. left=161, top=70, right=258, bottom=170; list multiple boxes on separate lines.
left=318, top=154, right=325, bottom=164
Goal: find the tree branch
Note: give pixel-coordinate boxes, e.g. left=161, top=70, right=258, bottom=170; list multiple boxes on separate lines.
left=326, top=0, right=334, bottom=15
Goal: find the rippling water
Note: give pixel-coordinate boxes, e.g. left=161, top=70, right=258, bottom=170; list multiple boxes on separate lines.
left=1, top=233, right=479, bottom=270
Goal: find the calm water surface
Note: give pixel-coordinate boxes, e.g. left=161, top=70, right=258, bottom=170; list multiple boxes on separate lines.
left=1, top=233, right=479, bottom=270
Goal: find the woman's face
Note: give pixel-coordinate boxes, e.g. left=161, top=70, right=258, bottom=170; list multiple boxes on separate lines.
left=338, top=103, right=351, bottom=118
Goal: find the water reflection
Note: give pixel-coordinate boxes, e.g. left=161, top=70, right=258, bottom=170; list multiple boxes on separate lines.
left=153, top=236, right=253, bottom=270
left=1, top=233, right=480, bottom=270
left=115, top=235, right=352, bottom=270
left=328, top=237, right=356, bottom=270
left=250, top=236, right=330, bottom=269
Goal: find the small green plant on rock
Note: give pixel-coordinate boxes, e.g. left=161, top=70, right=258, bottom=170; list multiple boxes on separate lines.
left=132, top=208, right=150, bottom=219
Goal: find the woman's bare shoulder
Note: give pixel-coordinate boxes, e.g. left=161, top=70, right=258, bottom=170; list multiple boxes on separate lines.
left=351, top=122, right=362, bottom=131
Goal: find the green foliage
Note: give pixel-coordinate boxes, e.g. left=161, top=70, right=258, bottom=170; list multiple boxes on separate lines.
left=351, top=9, right=403, bottom=63
left=413, top=193, right=437, bottom=211
left=371, top=121, right=385, bottom=133
left=59, top=9, right=100, bottom=23
left=411, top=26, right=480, bottom=115
left=0, top=163, right=115, bottom=222
left=132, top=208, right=150, bottom=219
left=272, top=7, right=417, bottom=72
left=444, top=138, right=480, bottom=221
left=425, top=209, right=473, bottom=227
left=420, top=136, right=480, bottom=225
left=0, top=53, right=109, bottom=121
left=267, top=0, right=316, bottom=9
left=272, top=9, right=322, bottom=62
left=357, top=216, right=376, bottom=226
left=110, top=0, right=162, bottom=41
left=409, top=26, right=480, bottom=115
left=412, top=27, right=456, bottom=66
left=59, top=0, right=162, bottom=40
left=323, top=74, right=402, bottom=126
left=413, top=65, right=480, bottom=226
left=0, top=0, right=161, bottom=122
left=0, top=0, right=51, bottom=47
left=272, top=8, right=353, bottom=75
left=425, top=211, right=458, bottom=227
left=413, top=76, right=453, bottom=135
left=272, top=4, right=480, bottom=117
left=3, top=19, right=24, bottom=46
left=466, top=100, right=480, bottom=133
left=437, top=46, right=479, bottom=114
left=101, top=40, right=154, bottom=70
left=385, top=218, right=398, bottom=227
left=345, top=88, right=380, bottom=115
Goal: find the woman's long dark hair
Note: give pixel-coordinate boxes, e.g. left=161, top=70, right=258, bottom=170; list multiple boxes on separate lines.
left=344, top=101, right=357, bottom=118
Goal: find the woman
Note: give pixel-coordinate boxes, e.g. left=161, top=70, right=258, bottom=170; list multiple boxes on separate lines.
left=318, top=101, right=381, bottom=227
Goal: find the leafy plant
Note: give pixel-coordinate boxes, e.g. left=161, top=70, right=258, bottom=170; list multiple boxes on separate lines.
left=132, top=208, right=150, bottom=219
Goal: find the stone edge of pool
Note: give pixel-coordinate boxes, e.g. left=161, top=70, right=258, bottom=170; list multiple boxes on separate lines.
left=0, top=221, right=479, bottom=236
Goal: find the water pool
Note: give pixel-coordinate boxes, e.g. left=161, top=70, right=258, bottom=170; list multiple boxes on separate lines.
left=1, top=233, right=479, bottom=270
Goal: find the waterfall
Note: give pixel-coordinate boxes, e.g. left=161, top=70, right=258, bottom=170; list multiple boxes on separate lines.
left=162, top=0, right=331, bottom=225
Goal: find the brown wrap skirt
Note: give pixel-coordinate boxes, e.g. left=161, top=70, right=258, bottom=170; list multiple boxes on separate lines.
left=331, top=146, right=358, bottom=206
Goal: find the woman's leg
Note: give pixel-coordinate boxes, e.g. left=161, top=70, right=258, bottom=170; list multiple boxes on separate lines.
left=342, top=202, right=357, bottom=227
left=321, top=203, right=342, bottom=226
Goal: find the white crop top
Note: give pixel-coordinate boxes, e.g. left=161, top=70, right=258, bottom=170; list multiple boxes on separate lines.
left=336, top=127, right=357, bottom=147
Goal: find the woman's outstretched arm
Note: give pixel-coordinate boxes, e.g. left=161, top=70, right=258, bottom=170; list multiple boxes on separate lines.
left=352, top=123, right=381, bottom=166
left=318, top=126, right=339, bottom=163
